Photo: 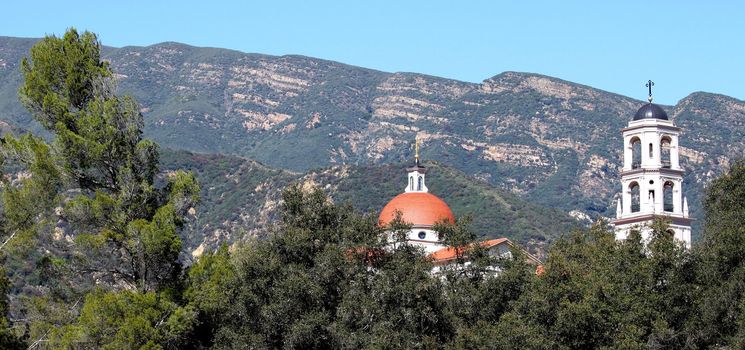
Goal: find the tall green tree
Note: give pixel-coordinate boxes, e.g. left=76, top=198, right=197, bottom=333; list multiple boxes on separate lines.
left=201, top=185, right=379, bottom=348
left=685, top=160, right=745, bottom=347
left=0, top=28, right=199, bottom=347
left=11, top=28, right=199, bottom=292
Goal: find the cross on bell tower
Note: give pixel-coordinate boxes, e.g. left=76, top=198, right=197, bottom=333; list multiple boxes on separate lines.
left=646, top=80, right=654, bottom=102
left=415, top=138, right=421, bottom=166
left=613, top=82, right=692, bottom=248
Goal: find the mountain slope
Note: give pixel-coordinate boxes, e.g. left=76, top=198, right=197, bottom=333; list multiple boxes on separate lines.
left=159, top=149, right=577, bottom=259
left=2, top=36, right=744, bottom=239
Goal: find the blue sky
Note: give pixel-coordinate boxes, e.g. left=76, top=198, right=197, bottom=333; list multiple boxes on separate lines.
left=1, top=0, right=742, bottom=105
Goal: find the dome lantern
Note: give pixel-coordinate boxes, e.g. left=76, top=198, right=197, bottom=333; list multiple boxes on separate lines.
left=405, top=138, right=428, bottom=193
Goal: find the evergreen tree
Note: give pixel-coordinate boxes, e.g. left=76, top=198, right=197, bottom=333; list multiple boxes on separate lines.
left=433, top=218, right=536, bottom=349
left=685, top=160, right=745, bottom=347
left=494, top=220, right=692, bottom=349
left=49, top=289, right=198, bottom=349
left=0, top=267, right=24, bottom=349
left=0, top=28, right=199, bottom=347
left=186, top=185, right=453, bottom=349
left=196, top=185, right=369, bottom=348
left=334, top=214, right=452, bottom=349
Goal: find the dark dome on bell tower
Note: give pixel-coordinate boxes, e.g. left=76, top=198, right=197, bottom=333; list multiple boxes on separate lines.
left=633, top=103, right=669, bottom=121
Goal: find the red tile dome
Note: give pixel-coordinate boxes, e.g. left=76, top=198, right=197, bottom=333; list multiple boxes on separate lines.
left=378, top=192, right=455, bottom=227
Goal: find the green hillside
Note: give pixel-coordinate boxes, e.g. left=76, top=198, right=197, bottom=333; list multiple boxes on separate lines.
left=159, top=149, right=577, bottom=258
left=2, top=36, right=744, bottom=240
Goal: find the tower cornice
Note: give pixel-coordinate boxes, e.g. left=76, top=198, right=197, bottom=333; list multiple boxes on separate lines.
left=622, top=124, right=682, bottom=133
left=613, top=214, right=693, bottom=226
left=620, top=168, right=685, bottom=177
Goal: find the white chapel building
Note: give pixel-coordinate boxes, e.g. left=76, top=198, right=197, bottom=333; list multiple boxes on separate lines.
left=613, top=82, right=692, bottom=248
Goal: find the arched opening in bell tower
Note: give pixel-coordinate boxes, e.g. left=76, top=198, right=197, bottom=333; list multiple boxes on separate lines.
left=661, top=136, right=672, bottom=168
left=630, top=137, right=641, bottom=169
left=630, top=181, right=640, bottom=213
left=663, top=181, right=674, bottom=212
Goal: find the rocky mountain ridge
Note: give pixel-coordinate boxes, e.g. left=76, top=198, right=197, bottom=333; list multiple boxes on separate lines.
left=2, top=36, right=745, bottom=240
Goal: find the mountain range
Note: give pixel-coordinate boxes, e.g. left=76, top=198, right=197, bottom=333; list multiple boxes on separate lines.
left=2, top=35, right=744, bottom=256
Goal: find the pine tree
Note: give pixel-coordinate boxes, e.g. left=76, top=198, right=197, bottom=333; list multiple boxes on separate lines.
left=1, top=28, right=199, bottom=347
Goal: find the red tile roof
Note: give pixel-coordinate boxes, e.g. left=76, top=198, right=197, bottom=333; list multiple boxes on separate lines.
left=429, top=238, right=509, bottom=263
left=429, top=238, right=543, bottom=268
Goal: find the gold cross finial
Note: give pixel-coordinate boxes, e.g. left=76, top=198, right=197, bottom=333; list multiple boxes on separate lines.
left=415, top=137, right=420, bottom=165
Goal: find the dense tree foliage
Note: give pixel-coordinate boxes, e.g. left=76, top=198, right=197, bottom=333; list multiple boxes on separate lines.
left=182, top=186, right=455, bottom=348
left=685, top=160, right=745, bottom=347
left=492, top=219, right=695, bottom=349
left=170, top=164, right=745, bottom=349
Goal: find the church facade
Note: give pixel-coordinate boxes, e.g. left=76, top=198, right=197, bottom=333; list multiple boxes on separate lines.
left=613, top=82, right=692, bottom=248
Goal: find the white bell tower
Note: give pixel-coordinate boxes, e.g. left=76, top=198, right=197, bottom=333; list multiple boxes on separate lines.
left=613, top=81, right=692, bottom=248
